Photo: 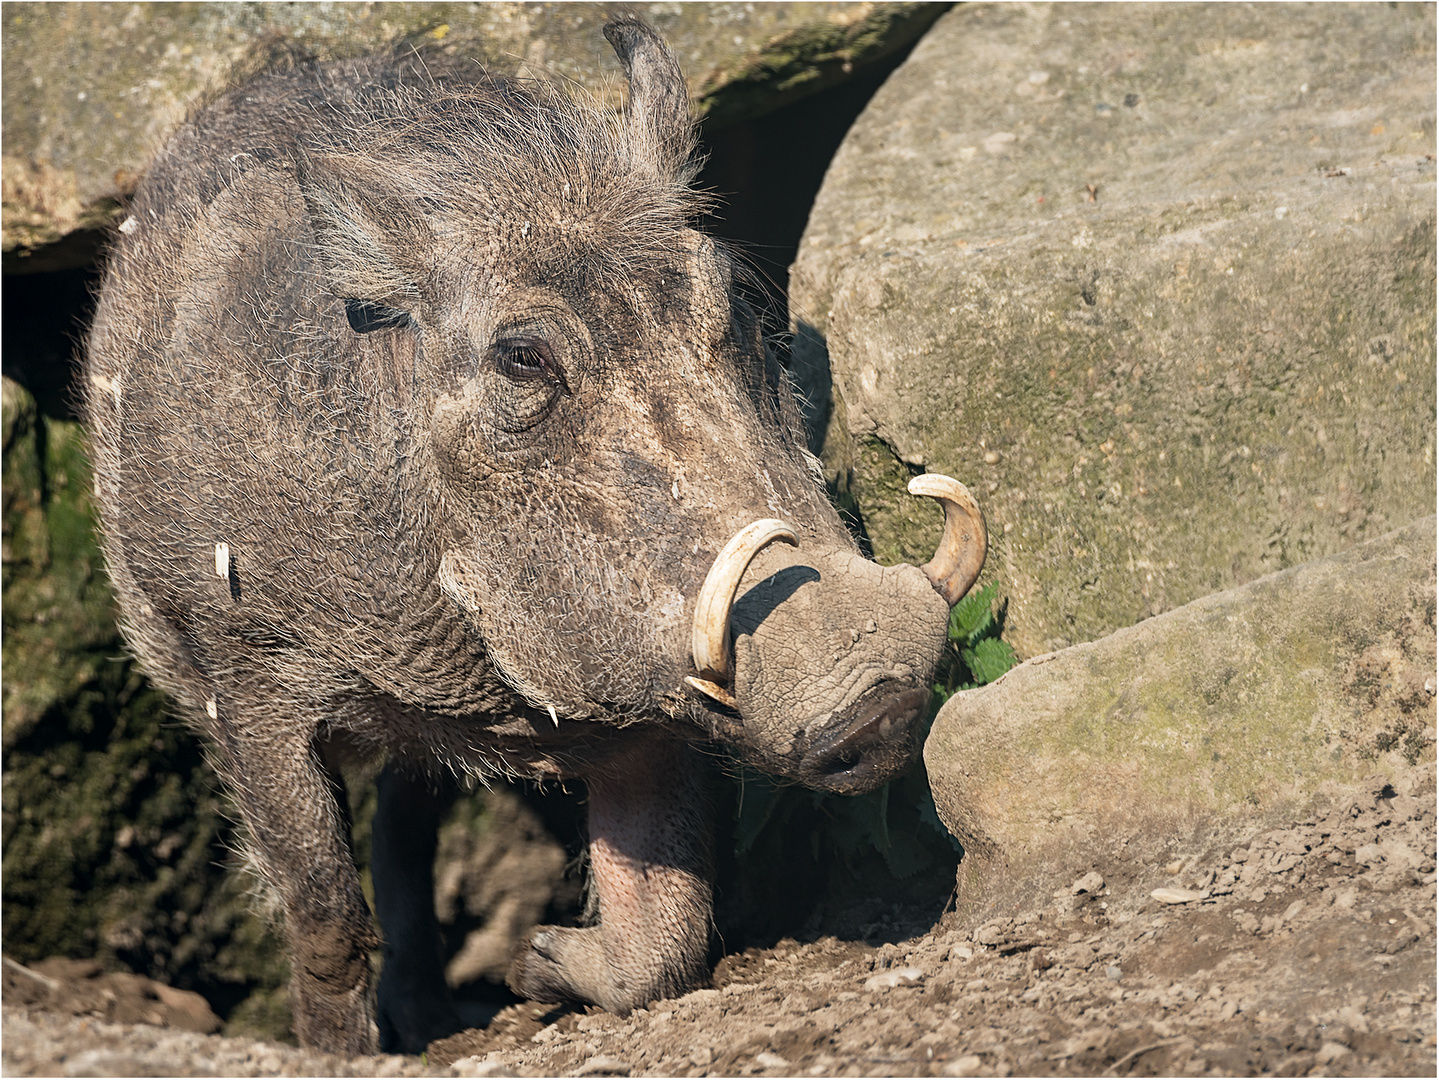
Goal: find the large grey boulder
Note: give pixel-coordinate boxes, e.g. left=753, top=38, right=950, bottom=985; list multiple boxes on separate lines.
left=1, top=1, right=942, bottom=267
left=791, top=2, right=1436, bottom=657
left=925, top=516, right=1436, bottom=906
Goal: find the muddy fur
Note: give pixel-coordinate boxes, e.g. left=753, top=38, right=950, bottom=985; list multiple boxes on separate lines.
left=85, top=19, right=950, bottom=1055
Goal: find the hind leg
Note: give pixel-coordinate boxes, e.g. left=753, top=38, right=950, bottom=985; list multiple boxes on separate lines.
left=372, top=763, right=463, bottom=1052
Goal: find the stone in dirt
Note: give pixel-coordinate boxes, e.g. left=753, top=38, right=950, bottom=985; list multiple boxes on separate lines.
left=789, top=2, right=1436, bottom=657
left=926, top=516, right=1436, bottom=904
left=1151, top=888, right=1206, bottom=905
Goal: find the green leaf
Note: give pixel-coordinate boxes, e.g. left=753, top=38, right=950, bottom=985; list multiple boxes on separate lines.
left=947, top=582, right=998, bottom=645
left=960, top=637, right=1018, bottom=686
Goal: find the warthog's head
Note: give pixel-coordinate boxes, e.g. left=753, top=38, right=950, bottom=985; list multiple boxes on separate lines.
left=685, top=475, right=983, bottom=793
left=297, top=22, right=984, bottom=793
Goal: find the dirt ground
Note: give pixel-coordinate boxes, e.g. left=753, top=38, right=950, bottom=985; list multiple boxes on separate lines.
left=3, top=765, right=1434, bottom=1078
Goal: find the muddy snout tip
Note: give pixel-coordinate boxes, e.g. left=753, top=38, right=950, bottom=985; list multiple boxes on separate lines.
left=802, top=685, right=929, bottom=794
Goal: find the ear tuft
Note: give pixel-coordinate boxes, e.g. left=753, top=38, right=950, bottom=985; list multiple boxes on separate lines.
left=603, top=18, right=697, bottom=181
left=296, top=152, right=427, bottom=306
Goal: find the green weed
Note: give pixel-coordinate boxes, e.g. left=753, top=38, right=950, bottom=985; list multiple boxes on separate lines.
left=933, top=582, right=1018, bottom=703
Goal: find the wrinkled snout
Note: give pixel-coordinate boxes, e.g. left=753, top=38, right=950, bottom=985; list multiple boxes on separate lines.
left=797, top=683, right=931, bottom=794
left=685, top=475, right=986, bottom=795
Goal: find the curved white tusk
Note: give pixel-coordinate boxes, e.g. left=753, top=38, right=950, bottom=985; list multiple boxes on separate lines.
left=691, top=518, right=798, bottom=682
left=684, top=675, right=738, bottom=709
left=907, top=474, right=987, bottom=606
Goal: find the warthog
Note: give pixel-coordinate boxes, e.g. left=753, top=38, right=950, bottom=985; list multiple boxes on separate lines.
left=84, top=19, right=985, bottom=1054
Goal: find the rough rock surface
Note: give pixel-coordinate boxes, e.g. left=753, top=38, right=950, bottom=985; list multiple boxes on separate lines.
left=4, top=766, right=1433, bottom=1076
left=790, top=1, right=1436, bottom=657
left=1, top=1, right=942, bottom=266
left=927, top=516, right=1437, bottom=900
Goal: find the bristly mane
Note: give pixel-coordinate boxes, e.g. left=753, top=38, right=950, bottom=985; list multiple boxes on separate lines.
left=288, top=51, right=714, bottom=287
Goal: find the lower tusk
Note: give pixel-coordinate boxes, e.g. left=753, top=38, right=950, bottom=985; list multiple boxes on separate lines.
left=691, top=518, right=798, bottom=682
left=907, top=474, right=987, bottom=606
left=684, top=675, right=737, bottom=709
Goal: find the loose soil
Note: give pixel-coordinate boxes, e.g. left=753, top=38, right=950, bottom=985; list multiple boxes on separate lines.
left=4, top=766, right=1433, bottom=1077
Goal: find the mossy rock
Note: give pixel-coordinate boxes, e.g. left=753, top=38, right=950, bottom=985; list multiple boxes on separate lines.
left=791, top=2, right=1437, bottom=657
left=1, top=1, right=944, bottom=268
left=926, top=516, right=1437, bottom=903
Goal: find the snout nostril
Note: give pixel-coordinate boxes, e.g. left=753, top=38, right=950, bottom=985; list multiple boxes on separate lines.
left=804, top=686, right=929, bottom=790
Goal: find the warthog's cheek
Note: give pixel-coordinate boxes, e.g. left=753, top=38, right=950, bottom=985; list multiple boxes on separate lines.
left=437, top=540, right=693, bottom=718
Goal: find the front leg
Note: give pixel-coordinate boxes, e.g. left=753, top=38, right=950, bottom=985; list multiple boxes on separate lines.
left=208, top=694, right=379, bottom=1054
left=508, top=735, right=713, bottom=1013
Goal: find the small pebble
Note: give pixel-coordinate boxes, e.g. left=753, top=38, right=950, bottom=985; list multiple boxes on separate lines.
left=864, top=967, right=924, bottom=990
left=1106, top=964, right=1123, bottom=981
left=450, top=1058, right=518, bottom=1078
left=1152, top=887, right=1206, bottom=904
left=944, top=1054, right=986, bottom=1077
left=1337, top=1005, right=1371, bottom=1034
left=1071, top=871, right=1105, bottom=895
left=575, top=1056, right=631, bottom=1077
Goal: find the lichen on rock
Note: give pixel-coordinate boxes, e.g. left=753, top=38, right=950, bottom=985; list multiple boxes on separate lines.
left=790, top=2, right=1437, bottom=657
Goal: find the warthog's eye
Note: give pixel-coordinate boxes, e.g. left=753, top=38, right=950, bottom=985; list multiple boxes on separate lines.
left=492, top=336, right=571, bottom=396
left=345, top=298, right=413, bottom=334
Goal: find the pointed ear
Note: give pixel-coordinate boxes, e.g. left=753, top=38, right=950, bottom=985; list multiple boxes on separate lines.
left=603, top=18, right=697, bottom=181
left=296, top=152, right=429, bottom=306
